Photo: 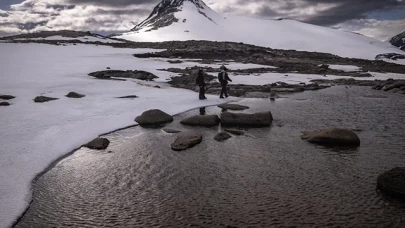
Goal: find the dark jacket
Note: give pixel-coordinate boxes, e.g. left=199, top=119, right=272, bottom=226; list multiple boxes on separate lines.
left=196, top=71, right=206, bottom=86
left=218, top=72, right=231, bottom=84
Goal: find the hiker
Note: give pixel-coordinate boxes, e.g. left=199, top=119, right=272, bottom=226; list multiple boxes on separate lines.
left=196, top=68, right=207, bottom=100
left=218, top=65, right=232, bottom=98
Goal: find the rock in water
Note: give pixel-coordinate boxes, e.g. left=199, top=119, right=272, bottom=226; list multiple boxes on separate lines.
left=66, top=92, right=86, bottom=98
left=117, top=95, right=138, bottom=99
left=224, top=129, right=245, bottom=136
left=171, top=132, right=203, bottom=151
left=214, top=132, right=232, bottom=141
left=221, top=111, right=273, bottom=127
left=218, top=104, right=249, bottom=111
left=377, top=167, right=405, bottom=199
left=135, top=109, right=173, bottom=127
left=301, top=128, right=360, bottom=146
left=0, top=102, right=10, bottom=106
left=163, top=128, right=182, bottom=133
left=0, top=95, right=15, bottom=100
left=34, top=96, right=59, bottom=103
left=180, top=115, right=220, bottom=126
left=85, top=138, right=110, bottom=150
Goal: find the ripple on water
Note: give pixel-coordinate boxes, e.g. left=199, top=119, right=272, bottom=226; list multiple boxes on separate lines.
left=16, top=86, right=405, bottom=228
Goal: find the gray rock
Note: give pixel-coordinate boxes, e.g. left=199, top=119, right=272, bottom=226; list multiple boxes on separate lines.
left=89, top=70, right=158, bottom=81
left=0, top=95, right=15, bottom=100
left=66, top=92, right=85, bottom=98
left=221, top=111, right=273, bottom=127
left=117, top=95, right=138, bottom=99
left=171, top=132, right=203, bottom=151
left=85, top=138, right=110, bottom=150
left=218, top=103, right=249, bottom=111
left=163, top=128, right=182, bottom=133
left=377, top=167, right=405, bottom=199
left=214, top=132, right=232, bottom=141
left=224, top=129, right=245, bottom=136
left=301, top=128, right=360, bottom=146
left=34, top=96, right=59, bottom=103
left=135, top=109, right=173, bottom=127
left=0, top=102, right=10, bottom=106
left=180, top=115, right=220, bottom=126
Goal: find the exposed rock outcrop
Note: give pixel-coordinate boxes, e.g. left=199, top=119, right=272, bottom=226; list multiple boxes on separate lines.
left=224, top=129, right=245, bottom=136
left=377, top=167, right=405, bottom=199
left=0, top=95, right=15, bottom=100
left=180, top=115, right=220, bottom=126
left=89, top=70, right=158, bottom=81
left=0, top=102, right=10, bottom=106
left=171, top=132, right=203, bottom=151
left=34, top=96, right=59, bottom=103
left=218, top=104, right=249, bottom=111
left=135, top=109, right=173, bottom=127
left=163, top=128, right=182, bottom=133
left=66, top=92, right=86, bottom=98
left=85, top=138, right=110, bottom=150
left=301, top=128, right=360, bottom=146
left=214, top=132, right=232, bottom=142
left=221, top=111, right=273, bottom=127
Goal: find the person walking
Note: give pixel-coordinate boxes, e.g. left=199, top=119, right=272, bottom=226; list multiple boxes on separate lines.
left=218, top=65, right=232, bottom=98
left=196, top=68, right=207, bottom=100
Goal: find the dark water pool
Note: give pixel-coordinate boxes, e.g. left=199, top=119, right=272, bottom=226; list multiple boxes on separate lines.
left=16, top=86, right=405, bottom=228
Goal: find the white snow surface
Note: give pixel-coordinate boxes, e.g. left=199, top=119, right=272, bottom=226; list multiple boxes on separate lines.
left=1, top=42, right=404, bottom=228
left=13, top=35, right=123, bottom=43
left=116, top=1, right=404, bottom=61
left=328, top=65, right=362, bottom=72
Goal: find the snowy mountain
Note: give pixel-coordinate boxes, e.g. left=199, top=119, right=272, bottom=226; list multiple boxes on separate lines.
left=389, top=31, right=405, bottom=51
left=115, top=0, right=403, bottom=60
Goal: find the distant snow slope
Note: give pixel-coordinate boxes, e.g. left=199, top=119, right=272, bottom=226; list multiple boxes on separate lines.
left=116, top=0, right=403, bottom=60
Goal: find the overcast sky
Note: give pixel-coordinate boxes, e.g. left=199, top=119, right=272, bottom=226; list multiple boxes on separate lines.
left=0, top=0, right=404, bottom=40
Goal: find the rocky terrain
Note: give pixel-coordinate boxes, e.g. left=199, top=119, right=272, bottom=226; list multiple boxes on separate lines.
left=389, top=30, right=405, bottom=51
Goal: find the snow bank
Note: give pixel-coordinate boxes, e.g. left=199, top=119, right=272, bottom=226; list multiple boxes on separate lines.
left=0, top=43, right=238, bottom=228
left=13, top=35, right=123, bottom=43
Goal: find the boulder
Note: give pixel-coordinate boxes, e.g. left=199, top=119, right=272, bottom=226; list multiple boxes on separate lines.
left=301, top=128, right=360, bottom=146
left=85, top=138, right=110, bottom=150
left=377, top=167, right=405, bottom=199
left=214, top=132, right=232, bottom=142
left=135, top=109, right=173, bottom=127
left=221, top=111, right=273, bottom=127
left=34, top=96, right=59, bottom=103
left=224, top=129, right=245, bottom=136
left=180, top=115, right=220, bottom=126
left=163, top=128, right=182, bottom=133
left=66, top=92, right=85, bottom=98
left=218, top=103, right=249, bottom=111
left=89, top=70, right=158, bottom=81
left=0, top=95, right=15, bottom=100
left=171, top=132, right=203, bottom=151
left=0, top=102, right=10, bottom=106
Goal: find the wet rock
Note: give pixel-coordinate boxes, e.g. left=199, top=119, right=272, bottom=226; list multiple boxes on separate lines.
left=85, top=138, right=110, bottom=150
left=34, top=96, right=59, bottom=103
left=135, top=109, right=173, bottom=127
left=377, top=167, right=405, bottom=199
left=89, top=70, right=158, bottom=81
left=163, top=128, right=182, bottom=133
left=168, top=60, right=183, bottom=64
left=66, top=92, right=85, bottom=98
left=0, top=95, right=15, bottom=100
left=224, top=129, right=245, bottom=136
left=221, top=111, right=273, bottom=127
left=171, top=132, right=202, bottom=151
left=214, top=131, right=232, bottom=142
left=301, top=128, right=360, bottom=146
left=218, top=104, right=249, bottom=111
left=0, top=102, right=10, bottom=106
left=180, top=115, right=220, bottom=126
left=154, top=85, right=161, bottom=88
left=118, top=95, right=138, bottom=99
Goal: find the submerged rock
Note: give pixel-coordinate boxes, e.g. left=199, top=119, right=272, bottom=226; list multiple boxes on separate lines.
left=0, top=95, right=15, bottom=100
left=66, top=92, right=85, bottom=98
left=0, top=102, right=10, bottom=106
left=301, top=128, right=360, bottom=146
left=34, top=96, right=59, bottom=103
left=214, top=132, right=232, bottom=142
left=221, top=111, right=273, bottom=127
left=218, top=103, right=249, bottom=111
left=85, top=138, right=110, bottom=150
left=224, top=129, right=245, bottom=136
left=163, top=128, right=182, bottom=133
left=180, top=115, right=220, bottom=126
left=377, top=167, right=405, bottom=199
left=135, top=109, right=173, bottom=127
left=171, top=132, right=203, bottom=151
left=117, top=95, right=138, bottom=99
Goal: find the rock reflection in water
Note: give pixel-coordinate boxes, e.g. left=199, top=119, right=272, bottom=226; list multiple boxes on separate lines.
left=16, top=86, right=405, bottom=228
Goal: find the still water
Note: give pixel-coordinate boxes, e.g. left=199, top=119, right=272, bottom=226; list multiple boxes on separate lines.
left=16, top=86, right=405, bottom=227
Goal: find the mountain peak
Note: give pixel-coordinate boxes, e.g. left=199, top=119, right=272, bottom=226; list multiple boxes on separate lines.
left=131, top=0, right=209, bottom=32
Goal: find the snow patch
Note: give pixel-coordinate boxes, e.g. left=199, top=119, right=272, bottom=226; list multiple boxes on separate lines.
left=328, top=65, right=362, bottom=72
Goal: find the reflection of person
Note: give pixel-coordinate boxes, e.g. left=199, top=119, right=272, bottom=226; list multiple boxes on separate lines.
left=218, top=65, right=232, bottom=98
left=196, top=69, right=207, bottom=100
